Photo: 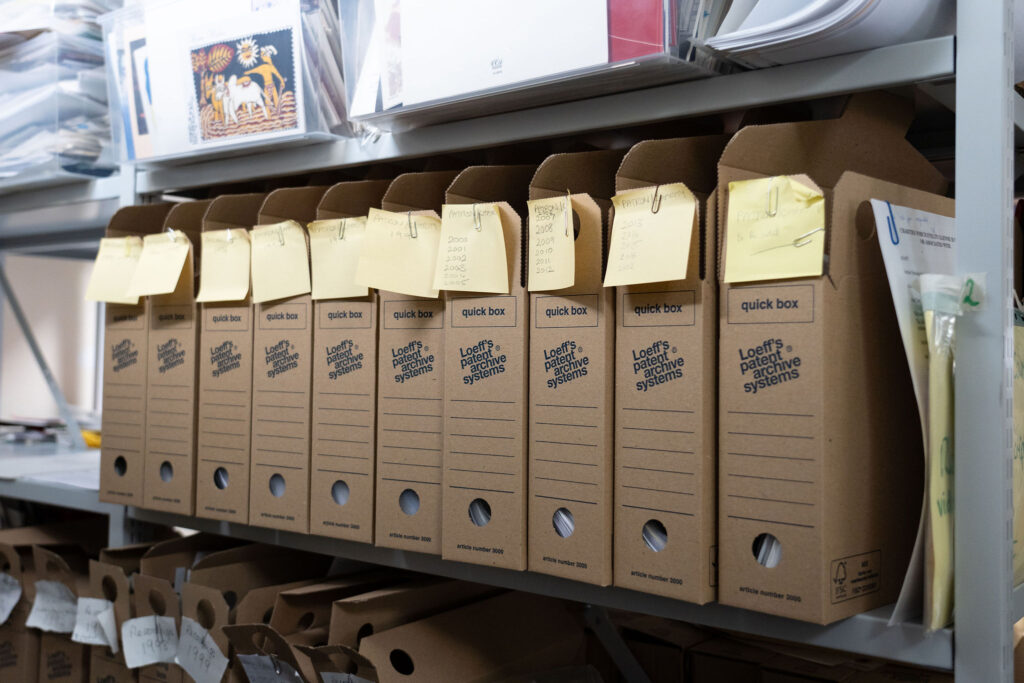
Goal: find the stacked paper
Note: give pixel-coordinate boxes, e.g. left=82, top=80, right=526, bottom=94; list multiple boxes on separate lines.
left=706, top=0, right=954, bottom=68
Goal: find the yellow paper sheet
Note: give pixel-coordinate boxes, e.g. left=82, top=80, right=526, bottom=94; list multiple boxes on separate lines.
left=1013, top=316, right=1024, bottom=587
left=308, top=217, right=370, bottom=300
left=250, top=220, right=311, bottom=304
left=527, top=195, right=576, bottom=291
left=605, top=183, right=697, bottom=287
left=125, top=230, right=191, bottom=297
left=432, top=203, right=509, bottom=294
left=354, top=208, right=442, bottom=299
left=196, top=229, right=251, bottom=303
left=723, top=175, right=826, bottom=283
left=924, top=307, right=954, bottom=631
left=85, top=236, right=144, bottom=304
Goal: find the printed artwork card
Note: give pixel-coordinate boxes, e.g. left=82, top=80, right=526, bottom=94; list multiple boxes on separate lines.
left=188, top=26, right=303, bottom=144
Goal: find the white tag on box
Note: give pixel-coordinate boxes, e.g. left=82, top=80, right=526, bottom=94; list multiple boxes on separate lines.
left=71, top=598, right=118, bottom=652
left=121, top=615, right=178, bottom=668
left=237, top=653, right=304, bottom=682
left=175, top=616, right=229, bottom=683
left=26, top=580, right=77, bottom=633
left=0, top=572, right=22, bottom=625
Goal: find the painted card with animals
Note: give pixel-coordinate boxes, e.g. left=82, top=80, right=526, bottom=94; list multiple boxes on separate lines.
left=189, top=27, right=303, bottom=144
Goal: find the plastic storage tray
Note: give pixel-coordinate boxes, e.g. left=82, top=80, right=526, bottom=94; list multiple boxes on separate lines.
left=339, top=0, right=730, bottom=132
left=99, top=0, right=350, bottom=165
left=0, top=30, right=116, bottom=193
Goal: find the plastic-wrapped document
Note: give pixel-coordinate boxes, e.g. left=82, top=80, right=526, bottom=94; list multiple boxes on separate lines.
left=0, top=30, right=115, bottom=191
left=100, top=0, right=351, bottom=163
left=706, top=0, right=953, bottom=68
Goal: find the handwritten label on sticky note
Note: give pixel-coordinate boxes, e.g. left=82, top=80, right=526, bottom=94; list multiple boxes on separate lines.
left=433, top=203, right=509, bottom=294
left=723, top=175, right=826, bottom=283
left=308, top=218, right=370, bottom=300
left=71, top=598, right=117, bottom=651
left=176, top=616, right=229, bottom=683
left=236, top=653, right=304, bottom=682
left=605, top=184, right=697, bottom=287
left=121, top=615, right=178, bottom=669
left=0, top=573, right=22, bottom=626
left=126, top=231, right=191, bottom=297
left=527, top=195, right=575, bottom=291
left=251, top=220, right=312, bottom=304
left=86, top=237, right=144, bottom=304
left=355, top=208, right=442, bottom=299
left=197, top=229, right=251, bottom=302
left=26, top=580, right=77, bottom=633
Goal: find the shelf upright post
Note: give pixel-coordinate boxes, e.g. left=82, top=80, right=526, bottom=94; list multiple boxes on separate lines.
left=954, top=0, right=1016, bottom=680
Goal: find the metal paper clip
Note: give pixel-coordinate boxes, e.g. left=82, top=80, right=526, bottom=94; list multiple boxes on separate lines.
left=269, top=653, right=281, bottom=675
left=472, top=204, right=482, bottom=232
left=651, top=185, right=662, bottom=214
left=277, top=224, right=285, bottom=246
left=564, top=191, right=572, bottom=236
left=225, top=228, right=233, bottom=243
left=766, top=179, right=780, bottom=217
left=338, top=218, right=347, bottom=240
left=165, top=226, right=178, bottom=242
left=408, top=212, right=418, bottom=238
left=752, top=227, right=824, bottom=255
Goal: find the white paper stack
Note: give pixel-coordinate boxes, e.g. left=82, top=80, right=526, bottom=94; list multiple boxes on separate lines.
left=705, top=0, right=954, bottom=68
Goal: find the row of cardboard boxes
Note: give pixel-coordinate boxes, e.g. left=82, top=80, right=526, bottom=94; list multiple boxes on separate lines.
left=91, top=92, right=948, bottom=625
left=0, top=519, right=953, bottom=683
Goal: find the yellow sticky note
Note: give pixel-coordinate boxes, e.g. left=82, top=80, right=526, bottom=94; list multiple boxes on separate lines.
left=250, top=220, right=311, bottom=304
left=605, top=183, right=697, bottom=287
left=196, top=229, right=251, bottom=302
left=355, top=208, right=442, bottom=299
left=432, top=203, right=509, bottom=294
left=126, top=231, right=191, bottom=297
left=85, top=237, right=144, bottom=304
left=527, top=195, right=575, bottom=291
left=308, top=217, right=370, bottom=300
left=723, top=176, right=825, bottom=283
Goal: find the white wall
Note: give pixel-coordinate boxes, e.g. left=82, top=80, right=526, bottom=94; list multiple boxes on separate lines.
left=0, top=254, right=99, bottom=422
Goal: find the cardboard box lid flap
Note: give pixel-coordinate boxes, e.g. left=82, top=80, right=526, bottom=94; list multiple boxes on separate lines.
left=32, top=545, right=89, bottom=596
left=223, top=623, right=303, bottom=669
left=615, top=135, right=731, bottom=195
left=202, top=193, right=267, bottom=231
left=105, top=203, right=173, bottom=238
left=98, top=537, right=173, bottom=572
left=297, top=644, right=377, bottom=681
left=317, top=179, right=392, bottom=220
left=269, top=573, right=404, bottom=635
left=258, top=186, right=330, bottom=225
left=718, top=92, right=946, bottom=195
left=235, top=577, right=328, bottom=626
left=529, top=150, right=626, bottom=203
left=162, top=199, right=212, bottom=243
left=445, top=165, right=537, bottom=216
left=88, top=559, right=132, bottom=624
left=133, top=573, right=181, bottom=621
left=381, top=170, right=461, bottom=213
left=139, top=533, right=244, bottom=582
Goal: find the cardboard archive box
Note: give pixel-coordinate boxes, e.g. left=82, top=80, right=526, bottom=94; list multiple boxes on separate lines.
left=612, top=135, right=730, bottom=603
left=353, top=592, right=585, bottom=683
left=33, top=545, right=92, bottom=683
left=179, top=544, right=332, bottom=679
left=717, top=92, right=948, bottom=623
left=0, top=521, right=106, bottom=682
left=196, top=193, right=267, bottom=524
left=309, top=179, right=391, bottom=543
left=528, top=150, right=624, bottom=585
left=87, top=550, right=143, bottom=683
left=441, top=164, right=536, bottom=570
left=143, top=200, right=212, bottom=514
left=249, top=186, right=327, bottom=532
left=99, top=204, right=173, bottom=506
left=374, top=170, right=460, bottom=554
left=135, top=534, right=242, bottom=683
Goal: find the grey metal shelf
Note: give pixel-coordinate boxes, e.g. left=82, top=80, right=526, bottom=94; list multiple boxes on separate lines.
left=0, top=478, right=127, bottom=545
left=128, top=505, right=953, bottom=671
left=134, top=36, right=955, bottom=194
